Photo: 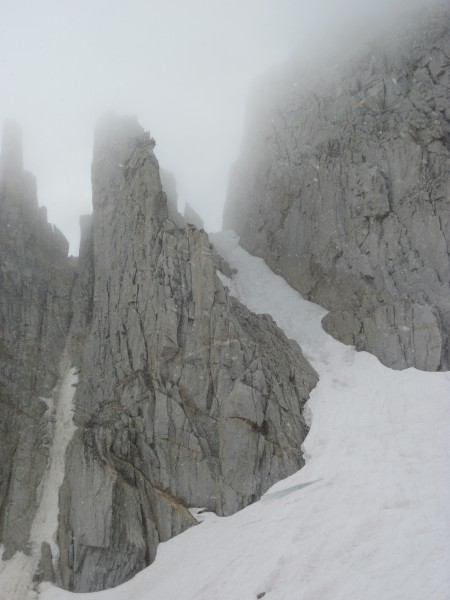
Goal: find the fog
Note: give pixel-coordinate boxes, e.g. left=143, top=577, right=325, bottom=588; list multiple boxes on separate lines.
left=0, top=0, right=434, bottom=254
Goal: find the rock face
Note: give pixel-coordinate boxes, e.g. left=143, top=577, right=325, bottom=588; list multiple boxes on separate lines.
left=0, top=121, right=74, bottom=558
left=54, top=116, right=317, bottom=591
left=0, top=117, right=317, bottom=593
left=224, top=3, right=450, bottom=371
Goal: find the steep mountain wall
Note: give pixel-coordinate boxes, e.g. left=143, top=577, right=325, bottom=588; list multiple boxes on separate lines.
left=55, top=116, right=317, bottom=592
left=0, top=117, right=317, bottom=592
left=0, top=117, right=317, bottom=593
left=0, top=121, right=75, bottom=558
left=224, top=4, right=450, bottom=371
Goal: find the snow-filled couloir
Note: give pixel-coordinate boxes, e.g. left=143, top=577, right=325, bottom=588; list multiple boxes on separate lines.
left=36, top=231, right=450, bottom=600
left=0, top=359, right=78, bottom=600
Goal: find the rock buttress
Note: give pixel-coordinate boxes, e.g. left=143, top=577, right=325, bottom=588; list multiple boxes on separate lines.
left=57, top=115, right=318, bottom=592
left=224, top=3, right=450, bottom=371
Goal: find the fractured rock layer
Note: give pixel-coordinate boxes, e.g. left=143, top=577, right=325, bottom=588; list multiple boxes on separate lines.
left=224, top=3, right=450, bottom=371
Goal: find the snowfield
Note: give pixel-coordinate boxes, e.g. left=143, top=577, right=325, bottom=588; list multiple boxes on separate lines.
left=6, top=231, right=450, bottom=600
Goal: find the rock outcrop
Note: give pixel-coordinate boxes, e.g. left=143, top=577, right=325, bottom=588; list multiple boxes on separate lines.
left=0, top=116, right=318, bottom=593
left=224, top=3, right=450, bottom=371
left=55, top=115, right=317, bottom=591
left=0, top=121, right=75, bottom=558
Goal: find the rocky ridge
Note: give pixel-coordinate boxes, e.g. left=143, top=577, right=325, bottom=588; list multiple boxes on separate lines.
left=224, top=3, right=450, bottom=371
left=0, top=117, right=317, bottom=593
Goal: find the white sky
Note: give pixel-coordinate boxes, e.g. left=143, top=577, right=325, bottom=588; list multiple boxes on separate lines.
left=0, top=0, right=433, bottom=254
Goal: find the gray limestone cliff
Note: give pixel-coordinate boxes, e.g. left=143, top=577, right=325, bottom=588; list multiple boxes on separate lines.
left=55, top=115, right=317, bottom=591
left=224, top=3, right=450, bottom=371
left=0, top=116, right=317, bottom=592
left=0, top=121, right=75, bottom=558
left=0, top=117, right=317, bottom=592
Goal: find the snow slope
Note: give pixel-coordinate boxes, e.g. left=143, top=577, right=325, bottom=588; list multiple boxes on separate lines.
left=36, top=231, right=450, bottom=600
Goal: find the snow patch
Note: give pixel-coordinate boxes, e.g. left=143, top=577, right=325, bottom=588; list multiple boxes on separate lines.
left=216, top=269, right=239, bottom=298
left=188, top=508, right=218, bottom=524
left=0, top=548, right=38, bottom=600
